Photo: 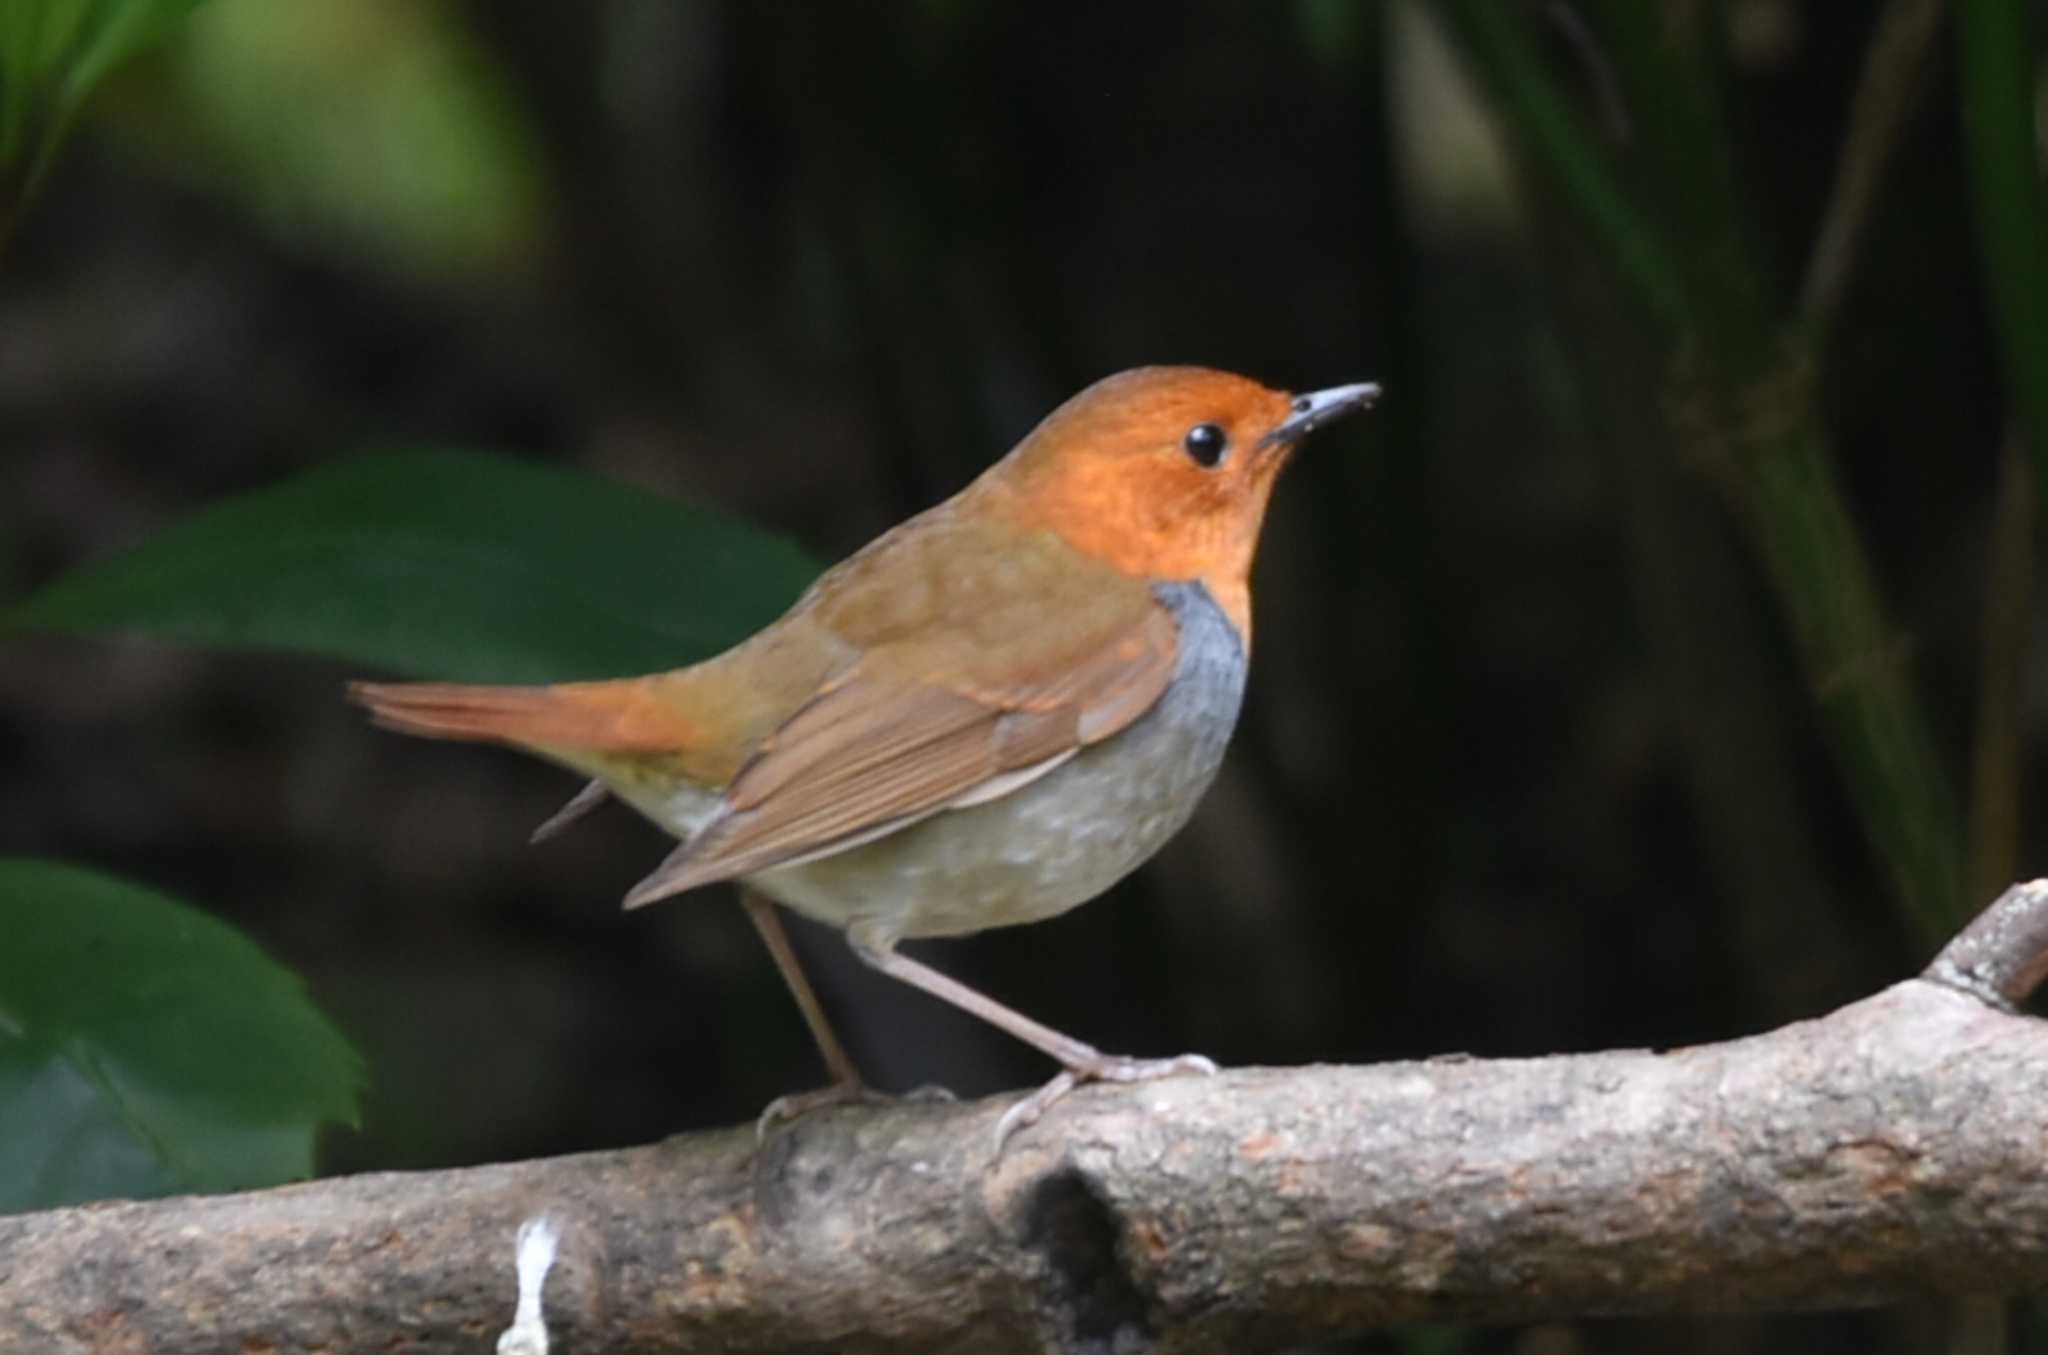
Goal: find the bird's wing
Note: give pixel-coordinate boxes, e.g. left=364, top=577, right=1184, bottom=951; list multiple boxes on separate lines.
left=622, top=518, right=1179, bottom=905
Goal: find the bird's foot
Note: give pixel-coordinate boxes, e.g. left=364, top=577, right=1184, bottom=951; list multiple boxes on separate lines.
left=993, top=1051, right=1218, bottom=1149
left=755, top=1081, right=956, bottom=1143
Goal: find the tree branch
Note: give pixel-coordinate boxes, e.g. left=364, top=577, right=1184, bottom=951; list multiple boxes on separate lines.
left=10, top=883, right=2048, bottom=1354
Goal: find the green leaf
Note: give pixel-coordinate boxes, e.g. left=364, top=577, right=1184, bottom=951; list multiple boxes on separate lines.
left=1, top=0, right=213, bottom=243
left=48, top=0, right=211, bottom=125
left=164, top=0, right=544, bottom=279
left=0, top=859, right=362, bottom=1213
left=9, top=448, right=821, bottom=683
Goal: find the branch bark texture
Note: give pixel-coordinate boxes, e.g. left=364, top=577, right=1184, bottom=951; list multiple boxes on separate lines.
left=9, top=888, right=2048, bottom=1353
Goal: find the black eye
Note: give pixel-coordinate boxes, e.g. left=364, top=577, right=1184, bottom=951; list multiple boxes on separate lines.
left=1183, top=422, right=1228, bottom=468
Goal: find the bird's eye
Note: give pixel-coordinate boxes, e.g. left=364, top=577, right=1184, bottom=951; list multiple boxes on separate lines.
left=1182, top=422, right=1228, bottom=468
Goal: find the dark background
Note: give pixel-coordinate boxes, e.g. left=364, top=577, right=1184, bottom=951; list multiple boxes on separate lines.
left=4, top=2, right=2040, bottom=1351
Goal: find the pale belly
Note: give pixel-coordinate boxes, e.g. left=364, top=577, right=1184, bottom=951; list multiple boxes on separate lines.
left=750, top=579, right=1247, bottom=945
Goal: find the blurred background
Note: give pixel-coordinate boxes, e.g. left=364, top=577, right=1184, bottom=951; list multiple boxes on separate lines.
left=5, top=1, right=2045, bottom=1351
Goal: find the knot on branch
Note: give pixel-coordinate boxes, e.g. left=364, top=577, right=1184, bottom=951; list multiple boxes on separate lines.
left=1020, top=1168, right=1157, bottom=1354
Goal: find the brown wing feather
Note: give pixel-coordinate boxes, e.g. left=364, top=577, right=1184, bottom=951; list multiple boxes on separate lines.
left=623, top=560, right=1178, bottom=906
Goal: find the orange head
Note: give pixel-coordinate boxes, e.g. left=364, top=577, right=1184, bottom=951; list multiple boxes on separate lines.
left=968, top=366, right=1378, bottom=642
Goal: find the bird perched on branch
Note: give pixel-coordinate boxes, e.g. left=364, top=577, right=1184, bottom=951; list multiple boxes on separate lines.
left=351, top=366, right=1379, bottom=1142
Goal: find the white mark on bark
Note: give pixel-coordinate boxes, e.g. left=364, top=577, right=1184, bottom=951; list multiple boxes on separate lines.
left=495, top=1214, right=560, bottom=1355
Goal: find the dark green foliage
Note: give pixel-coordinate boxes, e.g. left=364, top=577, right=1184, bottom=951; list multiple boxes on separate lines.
left=0, top=859, right=361, bottom=1213
left=10, top=449, right=819, bottom=683
left=0, top=0, right=212, bottom=244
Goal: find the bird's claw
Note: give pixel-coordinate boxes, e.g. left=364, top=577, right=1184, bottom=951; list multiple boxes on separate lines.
left=992, top=1051, right=1219, bottom=1149
left=1093, top=1052, right=1218, bottom=1082
left=993, top=1071, right=1076, bottom=1149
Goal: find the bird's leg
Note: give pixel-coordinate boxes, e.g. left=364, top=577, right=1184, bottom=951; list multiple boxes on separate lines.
left=743, top=888, right=864, bottom=1087
left=741, top=890, right=956, bottom=1140
left=846, top=924, right=1217, bottom=1146
left=741, top=888, right=878, bottom=1136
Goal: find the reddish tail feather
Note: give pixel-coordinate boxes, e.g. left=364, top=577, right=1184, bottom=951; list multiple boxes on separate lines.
left=346, top=679, right=693, bottom=752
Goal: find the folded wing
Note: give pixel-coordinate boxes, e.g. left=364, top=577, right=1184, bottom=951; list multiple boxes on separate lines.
left=623, top=516, right=1180, bottom=904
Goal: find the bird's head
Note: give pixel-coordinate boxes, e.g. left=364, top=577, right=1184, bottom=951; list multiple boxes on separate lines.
left=974, top=365, right=1378, bottom=642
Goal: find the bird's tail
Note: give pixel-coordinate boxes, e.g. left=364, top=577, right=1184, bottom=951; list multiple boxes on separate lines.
left=346, top=678, right=694, bottom=752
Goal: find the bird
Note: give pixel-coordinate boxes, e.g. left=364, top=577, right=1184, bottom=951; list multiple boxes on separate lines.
left=349, top=365, right=1379, bottom=1142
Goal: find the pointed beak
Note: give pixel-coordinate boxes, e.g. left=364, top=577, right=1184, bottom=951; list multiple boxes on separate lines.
left=1261, top=381, right=1381, bottom=448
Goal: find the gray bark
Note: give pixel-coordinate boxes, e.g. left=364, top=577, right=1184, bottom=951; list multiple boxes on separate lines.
left=7, top=883, right=2048, bottom=1354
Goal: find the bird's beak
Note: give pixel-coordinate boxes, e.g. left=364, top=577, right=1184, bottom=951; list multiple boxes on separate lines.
left=1261, top=381, right=1381, bottom=448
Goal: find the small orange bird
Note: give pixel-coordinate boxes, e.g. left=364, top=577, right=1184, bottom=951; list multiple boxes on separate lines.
left=351, top=366, right=1378, bottom=1139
